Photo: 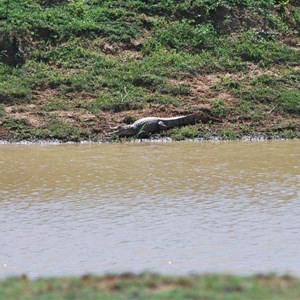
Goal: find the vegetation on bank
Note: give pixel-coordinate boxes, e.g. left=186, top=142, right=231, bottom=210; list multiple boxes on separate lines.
left=0, top=0, right=299, bottom=141
left=1, top=273, right=300, bottom=300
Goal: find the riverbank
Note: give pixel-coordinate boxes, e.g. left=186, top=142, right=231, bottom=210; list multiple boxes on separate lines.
left=0, top=1, right=299, bottom=142
left=1, top=273, right=300, bottom=299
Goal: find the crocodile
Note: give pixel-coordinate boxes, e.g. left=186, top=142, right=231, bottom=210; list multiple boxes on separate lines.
left=109, top=115, right=198, bottom=137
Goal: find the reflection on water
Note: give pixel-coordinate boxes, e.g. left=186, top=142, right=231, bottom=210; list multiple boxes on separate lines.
left=0, top=140, right=299, bottom=278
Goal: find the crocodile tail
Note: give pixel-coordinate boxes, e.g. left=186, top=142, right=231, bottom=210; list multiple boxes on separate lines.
left=186, top=114, right=198, bottom=124
left=171, top=115, right=197, bottom=127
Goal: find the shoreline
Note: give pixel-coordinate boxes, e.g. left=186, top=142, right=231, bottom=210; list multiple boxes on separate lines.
left=0, top=135, right=299, bottom=145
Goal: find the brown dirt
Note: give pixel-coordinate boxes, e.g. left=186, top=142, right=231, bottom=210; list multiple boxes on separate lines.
left=34, top=89, right=61, bottom=104
left=0, top=125, right=10, bottom=139
left=168, top=73, right=237, bottom=106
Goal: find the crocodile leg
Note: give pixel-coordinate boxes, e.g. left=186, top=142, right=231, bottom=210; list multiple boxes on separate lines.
left=158, top=121, right=167, bottom=130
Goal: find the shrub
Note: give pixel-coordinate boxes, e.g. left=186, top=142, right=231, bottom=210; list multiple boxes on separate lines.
left=221, top=127, right=240, bottom=140
left=2, top=118, right=29, bottom=131
left=0, top=103, right=5, bottom=117
left=278, top=90, right=300, bottom=115
left=0, top=75, right=31, bottom=104
left=149, top=21, right=216, bottom=52
left=133, top=74, right=164, bottom=89
left=212, top=99, right=228, bottom=117
left=171, top=126, right=199, bottom=140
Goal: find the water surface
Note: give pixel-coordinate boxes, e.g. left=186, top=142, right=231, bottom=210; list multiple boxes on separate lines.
left=0, top=140, right=299, bottom=278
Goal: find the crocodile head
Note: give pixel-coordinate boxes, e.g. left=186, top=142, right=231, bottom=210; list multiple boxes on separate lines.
left=108, top=125, right=136, bottom=137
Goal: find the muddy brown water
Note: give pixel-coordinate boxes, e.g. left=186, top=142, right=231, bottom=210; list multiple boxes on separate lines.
left=0, top=140, right=299, bottom=278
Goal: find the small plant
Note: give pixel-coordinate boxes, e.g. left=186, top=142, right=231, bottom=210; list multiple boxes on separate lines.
left=69, top=0, right=86, bottom=16
left=41, top=100, right=70, bottom=112
left=150, top=21, right=216, bottom=52
left=132, top=74, right=164, bottom=89
left=158, top=83, right=191, bottom=96
left=241, top=87, right=276, bottom=104
left=108, top=133, right=120, bottom=141
left=251, top=74, right=278, bottom=86
left=0, top=74, right=31, bottom=104
left=0, top=104, right=5, bottom=117
left=39, top=0, right=68, bottom=7
left=250, top=110, right=264, bottom=123
left=170, top=126, right=199, bottom=141
left=278, top=90, right=300, bottom=115
left=212, top=99, right=228, bottom=117
left=2, top=117, right=29, bottom=131
left=240, top=124, right=252, bottom=134
left=221, top=127, right=239, bottom=140
left=238, top=100, right=252, bottom=114
left=223, top=79, right=240, bottom=90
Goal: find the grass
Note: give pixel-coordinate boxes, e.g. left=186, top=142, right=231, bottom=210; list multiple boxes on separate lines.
left=221, top=127, right=240, bottom=140
left=0, top=0, right=299, bottom=141
left=0, top=103, right=5, bottom=117
left=212, top=99, right=229, bottom=117
left=1, top=273, right=300, bottom=300
left=170, top=126, right=199, bottom=140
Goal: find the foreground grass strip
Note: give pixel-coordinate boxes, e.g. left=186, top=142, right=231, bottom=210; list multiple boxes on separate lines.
left=1, top=273, right=300, bottom=300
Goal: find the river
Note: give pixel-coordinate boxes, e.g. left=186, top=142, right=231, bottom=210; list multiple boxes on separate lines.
left=0, top=140, right=299, bottom=278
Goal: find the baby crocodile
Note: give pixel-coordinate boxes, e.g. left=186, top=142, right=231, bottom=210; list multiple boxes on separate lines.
left=109, top=115, right=197, bottom=137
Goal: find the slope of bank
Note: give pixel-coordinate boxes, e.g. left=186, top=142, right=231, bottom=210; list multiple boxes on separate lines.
left=0, top=0, right=299, bottom=142
left=1, top=273, right=300, bottom=300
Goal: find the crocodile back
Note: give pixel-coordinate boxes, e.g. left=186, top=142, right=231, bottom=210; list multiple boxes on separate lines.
left=160, top=115, right=196, bottom=128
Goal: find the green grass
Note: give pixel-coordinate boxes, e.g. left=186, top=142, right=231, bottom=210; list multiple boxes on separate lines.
left=216, top=68, right=300, bottom=121
left=0, top=71, right=32, bottom=103
left=221, top=127, right=240, bottom=140
left=88, top=90, right=145, bottom=113
left=44, top=117, right=90, bottom=140
left=41, top=99, right=71, bottom=112
left=170, top=126, right=199, bottom=140
left=1, top=273, right=300, bottom=300
left=0, top=103, right=5, bottom=117
left=212, top=99, right=229, bottom=117
left=2, top=117, right=30, bottom=131
left=1, top=116, right=90, bottom=141
left=147, top=21, right=216, bottom=52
